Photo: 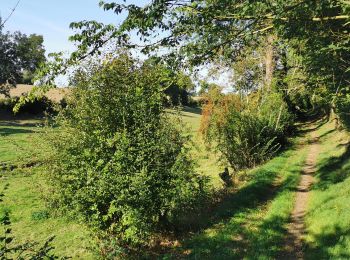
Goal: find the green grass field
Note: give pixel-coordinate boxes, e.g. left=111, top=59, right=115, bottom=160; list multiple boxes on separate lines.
left=176, top=107, right=223, bottom=188
left=0, top=120, right=96, bottom=259
left=1, top=111, right=350, bottom=259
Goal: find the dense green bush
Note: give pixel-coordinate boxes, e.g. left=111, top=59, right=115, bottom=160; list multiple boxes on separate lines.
left=201, top=89, right=294, bottom=171
left=336, top=94, right=350, bottom=130
left=46, top=55, right=208, bottom=247
left=259, top=92, right=296, bottom=140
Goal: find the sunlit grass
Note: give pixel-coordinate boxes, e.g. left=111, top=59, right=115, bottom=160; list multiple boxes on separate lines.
left=3, top=112, right=350, bottom=258
left=166, top=130, right=309, bottom=259
left=0, top=122, right=41, bottom=165
left=305, top=120, right=350, bottom=259
left=0, top=120, right=96, bottom=259
left=169, top=106, right=223, bottom=188
left=0, top=168, right=96, bottom=259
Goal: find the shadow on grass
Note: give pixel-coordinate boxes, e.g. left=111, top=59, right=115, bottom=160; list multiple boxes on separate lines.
left=181, top=215, right=288, bottom=260
left=317, top=128, right=337, bottom=140
left=175, top=167, right=278, bottom=234
left=313, top=144, right=350, bottom=190
left=182, top=106, right=202, bottom=115
left=296, top=117, right=328, bottom=136
left=0, top=120, right=41, bottom=128
left=0, top=127, right=35, bottom=136
left=173, top=168, right=301, bottom=259
left=305, top=225, right=350, bottom=259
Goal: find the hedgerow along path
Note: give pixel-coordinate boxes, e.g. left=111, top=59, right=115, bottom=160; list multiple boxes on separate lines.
left=162, top=122, right=322, bottom=259
left=2, top=114, right=344, bottom=259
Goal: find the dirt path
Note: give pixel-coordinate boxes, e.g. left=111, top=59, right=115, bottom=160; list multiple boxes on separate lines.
left=284, top=131, right=320, bottom=259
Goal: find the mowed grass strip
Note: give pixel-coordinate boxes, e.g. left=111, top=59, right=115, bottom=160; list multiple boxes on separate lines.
left=305, top=121, right=350, bottom=259
left=0, top=121, right=42, bottom=165
left=0, top=120, right=96, bottom=259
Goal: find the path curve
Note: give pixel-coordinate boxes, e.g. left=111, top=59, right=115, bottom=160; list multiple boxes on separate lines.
left=284, top=131, right=320, bottom=259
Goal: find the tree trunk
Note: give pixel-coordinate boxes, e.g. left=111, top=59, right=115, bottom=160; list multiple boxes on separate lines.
left=265, top=34, right=275, bottom=91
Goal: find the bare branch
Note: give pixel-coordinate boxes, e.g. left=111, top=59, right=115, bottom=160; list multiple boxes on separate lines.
left=0, top=0, right=21, bottom=28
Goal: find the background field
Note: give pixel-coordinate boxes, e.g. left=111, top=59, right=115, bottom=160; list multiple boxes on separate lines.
left=0, top=85, right=68, bottom=103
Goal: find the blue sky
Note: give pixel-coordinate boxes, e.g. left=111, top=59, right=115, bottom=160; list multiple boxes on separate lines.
left=0, top=0, right=149, bottom=54
left=0, top=0, right=232, bottom=89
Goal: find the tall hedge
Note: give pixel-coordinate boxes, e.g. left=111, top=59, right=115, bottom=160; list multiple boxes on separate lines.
left=201, top=88, right=294, bottom=171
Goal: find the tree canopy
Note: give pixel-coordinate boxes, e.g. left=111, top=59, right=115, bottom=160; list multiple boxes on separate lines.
left=0, top=19, right=46, bottom=96
left=49, top=1, right=348, bottom=116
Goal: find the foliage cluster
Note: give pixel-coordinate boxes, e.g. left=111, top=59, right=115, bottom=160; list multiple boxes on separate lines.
left=0, top=18, right=46, bottom=96
left=0, top=96, right=54, bottom=116
left=143, top=58, right=196, bottom=106
left=46, top=55, right=208, bottom=247
left=201, top=87, right=294, bottom=171
left=335, top=93, right=350, bottom=130
left=274, top=2, right=349, bottom=123
left=55, top=0, right=348, bottom=125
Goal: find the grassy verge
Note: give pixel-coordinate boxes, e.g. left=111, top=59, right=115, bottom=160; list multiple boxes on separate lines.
left=305, top=120, right=350, bottom=259
left=163, top=128, right=310, bottom=259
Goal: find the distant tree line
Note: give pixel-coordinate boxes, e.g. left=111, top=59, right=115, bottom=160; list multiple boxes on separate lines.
left=0, top=17, right=46, bottom=97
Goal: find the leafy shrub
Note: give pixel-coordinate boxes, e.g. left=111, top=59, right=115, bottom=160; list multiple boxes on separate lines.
left=31, top=210, right=50, bottom=221
left=258, top=92, right=295, bottom=140
left=201, top=88, right=294, bottom=171
left=46, top=55, right=208, bottom=247
left=335, top=94, right=350, bottom=129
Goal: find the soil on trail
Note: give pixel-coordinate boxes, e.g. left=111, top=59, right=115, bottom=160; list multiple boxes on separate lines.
left=283, top=131, right=320, bottom=259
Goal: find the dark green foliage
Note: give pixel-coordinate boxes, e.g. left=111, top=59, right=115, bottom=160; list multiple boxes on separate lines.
left=274, top=2, right=349, bottom=123
left=144, top=58, right=195, bottom=106
left=13, top=33, right=46, bottom=84
left=31, top=211, right=50, bottom=221
left=46, top=54, right=208, bottom=247
left=0, top=22, right=46, bottom=95
left=335, top=94, right=350, bottom=130
left=218, top=168, right=232, bottom=187
left=164, top=84, right=190, bottom=106
left=202, top=90, right=294, bottom=171
left=0, top=96, right=55, bottom=115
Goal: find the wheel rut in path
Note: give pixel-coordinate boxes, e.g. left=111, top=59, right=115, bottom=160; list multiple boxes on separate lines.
left=283, top=131, right=320, bottom=259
